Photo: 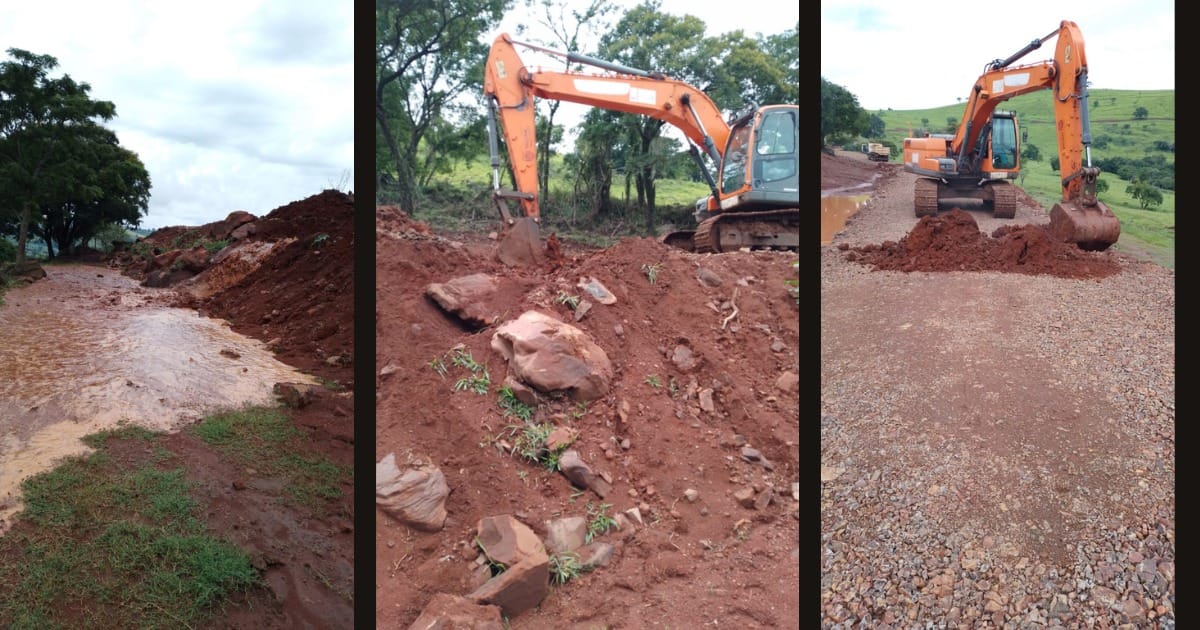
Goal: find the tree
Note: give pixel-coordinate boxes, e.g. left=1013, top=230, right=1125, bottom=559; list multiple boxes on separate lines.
left=821, top=78, right=866, bottom=147
left=527, top=0, right=616, bottom=206
left=375, top=0, right=509, bottom=212
left=0, top=49, right=118, bottom=264
left=596, top=0, right=719, bottom=233
left=30, top=126, right=150, bottom=257
left=706, top=24, right=798, bottom=109
left=572, top=108, right=624, bottom=217
left=867, top=114, right=885, bottom=138
left=1050, top=155, right=1060, bottom=172
left=1021, top=143, right=1041, bottom=162
left=1132, top=106, right=1149, bottom=120
left=1125, top=178, right=1163, bottom=210
left=946, top=117, right=957, bottom=133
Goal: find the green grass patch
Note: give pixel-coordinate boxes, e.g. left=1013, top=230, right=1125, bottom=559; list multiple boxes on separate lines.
left=192, top=406, right=350, bottom=512
left=0, top=432, right=258, bottom=629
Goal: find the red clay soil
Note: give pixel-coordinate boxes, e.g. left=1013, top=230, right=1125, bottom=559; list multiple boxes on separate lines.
left=114, top=190, right=355, bottom=628
left=840, top=208, right=1122, bottom=279
left=376, top=207, right=801, bottom=628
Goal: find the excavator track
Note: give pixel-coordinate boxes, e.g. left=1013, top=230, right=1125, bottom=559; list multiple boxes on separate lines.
left=914, top=178, right=939, bottom=217
left=692, top=209, right=799, bottom=254
left=990, top=181, right=1017, bottom=218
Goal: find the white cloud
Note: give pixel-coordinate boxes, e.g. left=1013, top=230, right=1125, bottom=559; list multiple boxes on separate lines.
left=821, top=0, right=1174, bottom=111
left=0, top=0, right=353, bottom=229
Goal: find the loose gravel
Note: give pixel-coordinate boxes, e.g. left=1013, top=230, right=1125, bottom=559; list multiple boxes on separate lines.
left=820, top=156, right=1175, bottom=628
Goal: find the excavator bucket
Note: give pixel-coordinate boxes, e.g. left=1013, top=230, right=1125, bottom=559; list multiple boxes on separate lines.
left=496, top=217, right=544, bottom=266
left=1048, top=200, right=1121, bottom=252
left=660, top=230, right=696, bottom=252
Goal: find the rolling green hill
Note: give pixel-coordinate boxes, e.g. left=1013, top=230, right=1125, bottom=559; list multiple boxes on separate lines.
left=865, top=89, right=1174, bottom=267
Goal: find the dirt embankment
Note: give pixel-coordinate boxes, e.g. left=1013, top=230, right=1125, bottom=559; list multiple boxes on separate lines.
left=820, top=150, right=1175, bottom=626
left=377, top=207, right=800, bottom=628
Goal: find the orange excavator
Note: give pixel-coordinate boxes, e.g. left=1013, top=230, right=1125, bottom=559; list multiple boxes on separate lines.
left=483, top=32, right=799, bottom=257
left=902, top=20, right=1121, bottom=251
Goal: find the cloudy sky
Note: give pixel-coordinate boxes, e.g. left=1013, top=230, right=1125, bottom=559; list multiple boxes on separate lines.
left=0, top=1, right=353, bottom=230
left=822, top=1, right=1174, bottom=111
left=482, top=0, right=800, bottom=149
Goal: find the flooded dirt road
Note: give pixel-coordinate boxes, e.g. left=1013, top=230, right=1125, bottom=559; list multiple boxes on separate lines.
left=0, top=264, right=317, bottom=531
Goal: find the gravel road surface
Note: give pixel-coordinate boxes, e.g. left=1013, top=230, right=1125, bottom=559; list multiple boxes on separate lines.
left=820, top=151, right=1175, bottom=628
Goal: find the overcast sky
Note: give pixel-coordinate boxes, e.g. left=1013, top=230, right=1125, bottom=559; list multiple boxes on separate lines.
left=821, top=1, right=1174, bottom=111
left=0, top=1, right=353, bottom=230
left=482, top=0, right=800, bottom=149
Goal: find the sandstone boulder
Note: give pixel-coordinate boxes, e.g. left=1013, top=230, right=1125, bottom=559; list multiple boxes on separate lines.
left=376, top=453, right=450, bottom=532
left=490, top=311, right=612, bottom=402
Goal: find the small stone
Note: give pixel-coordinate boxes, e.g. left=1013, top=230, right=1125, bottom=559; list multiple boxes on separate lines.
left=684, top=489, right=699, bottom=503
left=734, top=487, right=756, bottom=509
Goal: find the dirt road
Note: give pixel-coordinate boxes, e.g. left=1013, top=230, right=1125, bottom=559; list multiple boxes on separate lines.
left=821, top=151, right=1175, bottom=626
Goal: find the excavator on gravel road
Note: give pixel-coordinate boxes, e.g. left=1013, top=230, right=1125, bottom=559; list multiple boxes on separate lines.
left=901, top=20, right=1121, bottom=251
left=483, top=32, right=799, bottom=256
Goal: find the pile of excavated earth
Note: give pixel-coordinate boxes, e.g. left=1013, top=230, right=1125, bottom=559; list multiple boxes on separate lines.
left=376, top=206, right=801, bottom=628
left=840, top=208, right=1122, bottom=279
left=113, top=189, right=354, bottom=389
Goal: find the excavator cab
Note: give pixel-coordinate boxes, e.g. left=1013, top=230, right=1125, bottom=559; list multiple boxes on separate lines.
left=988, top=113, right=1018, bottom=171
left=669, top=105, right=800, bottom=252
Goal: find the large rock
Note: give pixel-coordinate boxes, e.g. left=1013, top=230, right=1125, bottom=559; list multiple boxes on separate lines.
left=542, top=516, right=587, bottom=554
left=178, top=245, right=212, bottom=273
left=474, top=515, right=545, bottom=568
left=490, top=311, right=612, bottom=402
left=376, top=453, right=450, bottom=532
left=426, top=274, right=500, bottom=327
left=208, top=210, right=258, bottom=240
left=407, top=593, right=504, bottom=630
left=467, top=551, right=550, bottom=618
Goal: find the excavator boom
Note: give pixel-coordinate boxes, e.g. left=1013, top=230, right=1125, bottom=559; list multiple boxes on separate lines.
left=483, top=32, right=799, bottom=258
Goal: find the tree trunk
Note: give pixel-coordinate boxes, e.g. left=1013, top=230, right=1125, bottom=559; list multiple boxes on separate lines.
left=376, top=107, right=414, bottom=213
left=16, top=204, right=31, bottom=265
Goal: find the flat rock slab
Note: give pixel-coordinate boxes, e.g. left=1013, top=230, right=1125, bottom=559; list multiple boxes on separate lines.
left=426, top=274, right=501, bottom=327
left=475, top=515, right=546, bottom=568
left=407, top=593, right=504, bottom=630
left=467, top=551, right=549, bottom=619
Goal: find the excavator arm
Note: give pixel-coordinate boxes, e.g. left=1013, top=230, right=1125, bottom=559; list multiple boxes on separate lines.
left=951, top=20, right=1099, bottom=206
left=483, top=32, right=731, bottom=224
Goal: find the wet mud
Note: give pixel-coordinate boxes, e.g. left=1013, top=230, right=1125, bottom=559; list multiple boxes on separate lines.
left=0, top=264, right=316, bottom=531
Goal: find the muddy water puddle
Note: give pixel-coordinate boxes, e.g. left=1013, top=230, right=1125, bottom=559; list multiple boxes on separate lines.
left=0, top=264, right=316, bottom=530
left=822, top=194, right=870, bottom=245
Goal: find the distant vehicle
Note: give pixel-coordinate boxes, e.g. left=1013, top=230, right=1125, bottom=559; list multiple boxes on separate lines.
left=862, top=142, right=890, bottom=162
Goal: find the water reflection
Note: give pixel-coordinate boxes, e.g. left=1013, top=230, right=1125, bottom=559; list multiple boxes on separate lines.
left=822, top=194, right=870, bottom=245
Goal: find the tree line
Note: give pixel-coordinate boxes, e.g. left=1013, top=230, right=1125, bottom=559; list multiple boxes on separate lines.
left=377, top=0, right=798, bottom=233
left=0, top=49, right=150, bottom=264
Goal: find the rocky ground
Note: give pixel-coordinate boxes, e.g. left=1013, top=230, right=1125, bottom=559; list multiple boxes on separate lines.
left=821, top=150, right=1175, bottom=627
left=376, top=207, right=801, bottom=628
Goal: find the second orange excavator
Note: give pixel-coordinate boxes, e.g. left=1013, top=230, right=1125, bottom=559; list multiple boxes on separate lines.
left=483, top=33, right=799, bottom=258
left=901, top=20, right=1120, bottom=251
